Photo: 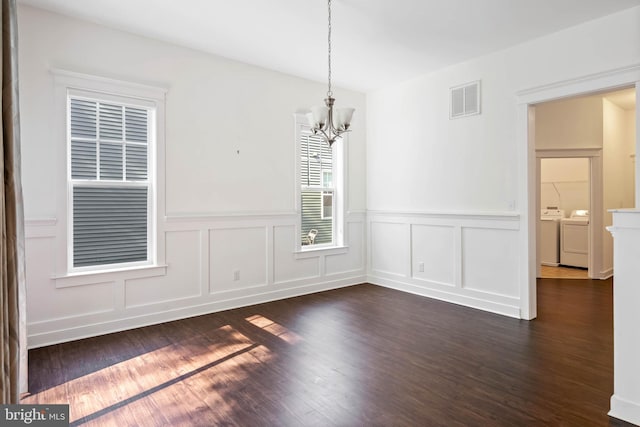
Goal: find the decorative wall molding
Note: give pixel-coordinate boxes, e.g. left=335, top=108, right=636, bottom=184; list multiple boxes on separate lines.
left=516, top=64, right=640, bottom=104
left=367, top=210, right=522, bottom=319
left=27, top=275, right=365, bottom=349
left=369, top=276, right=521, bottom=318
left=165, top=211, right=298, bottom=223
left=50, top=68, right=169, bottom=97
left=26, top=208, right=519, bottom=346
left=367, top=209, right=520, bottom=221
left=25, top=213, right=367, bottom=348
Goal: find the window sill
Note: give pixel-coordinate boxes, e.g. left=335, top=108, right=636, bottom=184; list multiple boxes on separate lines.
left=53, top=264, right=168, bottom=289
left=294, top=245, right=349, bottom=259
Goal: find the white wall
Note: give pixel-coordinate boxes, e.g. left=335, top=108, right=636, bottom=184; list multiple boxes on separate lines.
left=535, top=96, right=604, bottom=150
left=623, top=109, right=637, bottom=208
left=367, top=6, right=640, bottom=317
left=540, top=158, right=589, bottom=214
left=603, top=99, right=636, bottom=275
left=18, top=5, right=367, bottom=347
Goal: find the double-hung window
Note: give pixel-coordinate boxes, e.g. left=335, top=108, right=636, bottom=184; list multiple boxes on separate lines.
left=68, top=93, right=154, bottom=270
left=297, top=118, right=345, bottom=249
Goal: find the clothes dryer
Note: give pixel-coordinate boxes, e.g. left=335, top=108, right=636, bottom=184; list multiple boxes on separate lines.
left=560, top=210, right=589, bottom=268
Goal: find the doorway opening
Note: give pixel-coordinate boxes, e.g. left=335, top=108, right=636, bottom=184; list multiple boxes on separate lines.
left=517, top=67, right=639, bottom=321
left=538, top=157, right=591, bottom=279
left=531, top=88, right=636, bottom=282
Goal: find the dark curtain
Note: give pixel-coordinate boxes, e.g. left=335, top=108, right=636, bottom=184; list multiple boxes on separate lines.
left=1, top=0, right=25, bottom=404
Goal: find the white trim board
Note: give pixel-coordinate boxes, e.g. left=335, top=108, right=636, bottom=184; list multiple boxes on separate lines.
left=610, top=395, right=640, bottom=427
left=27, top=275, right=365, bottom=348
left=368, top=276, right=521, bottom=319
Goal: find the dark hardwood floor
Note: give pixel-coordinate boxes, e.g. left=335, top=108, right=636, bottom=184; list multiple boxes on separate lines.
left=24, top=279, right=633, bottom=426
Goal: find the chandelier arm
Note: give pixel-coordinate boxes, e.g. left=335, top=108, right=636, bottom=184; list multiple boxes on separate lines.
left=317, top=128, right=333, bottom=146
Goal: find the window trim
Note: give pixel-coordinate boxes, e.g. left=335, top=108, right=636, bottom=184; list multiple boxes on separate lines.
left=53, top=69, right=167, bottom=279
left=294, top=113, right=347, bottom=252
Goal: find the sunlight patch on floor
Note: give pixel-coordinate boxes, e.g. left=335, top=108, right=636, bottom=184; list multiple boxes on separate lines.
left=22, top=325, right=275, bottom=425
left=245, top=315, right=303, bottom=344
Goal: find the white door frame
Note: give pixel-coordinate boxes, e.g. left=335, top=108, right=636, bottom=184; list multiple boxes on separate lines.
left=516, top=64, right=640, bottom=320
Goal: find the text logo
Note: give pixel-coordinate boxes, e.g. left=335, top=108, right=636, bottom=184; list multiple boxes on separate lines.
left=1, top=405, right=69, bottom=426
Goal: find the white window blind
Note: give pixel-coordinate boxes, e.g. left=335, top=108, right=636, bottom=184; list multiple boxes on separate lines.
left=69, top=97, right=151, bottom=268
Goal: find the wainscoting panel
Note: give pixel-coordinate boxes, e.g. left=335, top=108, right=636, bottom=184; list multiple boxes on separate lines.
left=25, top=233, right=116, bottom=323
left=325, top=221, right=365, bottom=276
left=25, top=210, right=522, bottom=344
left=462, top=227, right=519, bottom=298
left=411, top=224, right=456, bottom=286
left=209, top=227, right=268, bottom=293
left=370, top=221, right=409, bottom=278
left=273, top=225, right=320, bottom=284
left=367, top=211, right=521, bottom=318
left=125, top=230, right=202, bottom=308
left=25, top=214, right=366, bottom=348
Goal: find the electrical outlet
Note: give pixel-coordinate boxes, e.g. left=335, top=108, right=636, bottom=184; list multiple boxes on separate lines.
left=418, top=262, right=424, bottom=273
left=233, top=270, right=240, bottom=281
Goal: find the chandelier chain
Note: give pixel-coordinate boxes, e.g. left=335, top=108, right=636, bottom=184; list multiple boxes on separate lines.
left=308, top=0, right=353, bottom=146
left=327, top=0, right=332, bottom=97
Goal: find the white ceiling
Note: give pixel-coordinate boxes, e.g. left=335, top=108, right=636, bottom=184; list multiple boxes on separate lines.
left=17, top=0, right=640, bottom=92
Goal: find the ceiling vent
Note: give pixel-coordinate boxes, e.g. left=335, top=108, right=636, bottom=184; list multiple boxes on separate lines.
left=450, top=80, right=481, bottom=119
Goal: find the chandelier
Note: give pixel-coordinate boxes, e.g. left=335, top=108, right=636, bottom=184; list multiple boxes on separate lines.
left=307, top=0, right=354, bottom=146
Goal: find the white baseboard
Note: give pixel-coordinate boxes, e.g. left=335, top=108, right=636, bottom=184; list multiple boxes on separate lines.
left=367, top=275, right=521, bottom=319
left=609, top=395, right=640, bottom=426
left=598, top=268, right=614, bottom=280
left=28, top=275, right=365, bottom=348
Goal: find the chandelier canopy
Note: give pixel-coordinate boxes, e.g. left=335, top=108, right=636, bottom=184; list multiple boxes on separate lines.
left=307, top=0, right=354, bottom=146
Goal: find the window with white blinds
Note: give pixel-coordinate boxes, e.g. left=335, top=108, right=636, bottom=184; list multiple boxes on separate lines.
left=69, top=96, right=152, bottom=269
left=299, top=127, right=337, bottom=247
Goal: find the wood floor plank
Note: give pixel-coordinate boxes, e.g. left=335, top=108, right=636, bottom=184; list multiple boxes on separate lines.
left=541, top=265, right=589, bottom=279
left=23, top=279, right=634, bottom=426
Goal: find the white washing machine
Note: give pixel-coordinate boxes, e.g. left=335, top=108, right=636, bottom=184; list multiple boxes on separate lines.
left=560, top=210, right=589, bottom=268
left=540, top=209, right=564, bottom=266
